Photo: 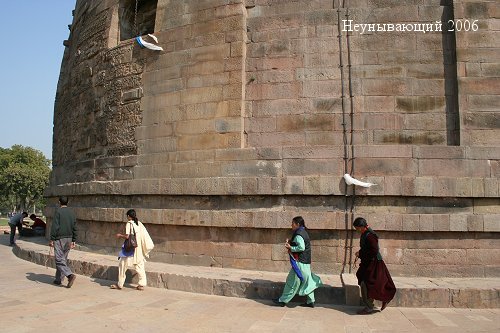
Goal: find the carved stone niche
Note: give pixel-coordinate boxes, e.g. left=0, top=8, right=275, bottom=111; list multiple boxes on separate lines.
left=119, top=0, right=158, bottom=41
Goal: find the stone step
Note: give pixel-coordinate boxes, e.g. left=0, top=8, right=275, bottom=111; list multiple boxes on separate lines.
left=342, top=273, right=500, bottom=309
left=12, top=237, right=500, bottom=308
left=12, top=237, right=344, bottom=304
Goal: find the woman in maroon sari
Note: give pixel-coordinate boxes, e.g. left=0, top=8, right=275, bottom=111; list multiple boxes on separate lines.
left=353, top=217, right=396, bottom=315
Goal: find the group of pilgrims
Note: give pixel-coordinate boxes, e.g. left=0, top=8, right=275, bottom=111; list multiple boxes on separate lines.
left=48, top=199, right=395, bottom=313
left=112, top=213, right=396, bottom=314
left=272, top=216, right=396, bottom=314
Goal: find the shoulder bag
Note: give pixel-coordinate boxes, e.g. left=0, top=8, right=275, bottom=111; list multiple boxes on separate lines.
left=123, top=222, right=138, bottom=252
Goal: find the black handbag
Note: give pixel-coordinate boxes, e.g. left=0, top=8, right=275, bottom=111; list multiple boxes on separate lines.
left=123, top=222, right=138, bottom=252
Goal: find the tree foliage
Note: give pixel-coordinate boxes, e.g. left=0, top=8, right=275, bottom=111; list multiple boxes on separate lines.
left=0, top=145, right=51, bottom=213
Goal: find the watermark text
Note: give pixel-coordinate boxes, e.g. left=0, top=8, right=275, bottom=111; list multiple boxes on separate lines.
left=343, top=19, right=479, bottom=34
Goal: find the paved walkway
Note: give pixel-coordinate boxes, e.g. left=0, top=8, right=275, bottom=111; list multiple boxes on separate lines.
left=11, top=235, right=500, bottom=308
left=0, top=235, right=499, bottom=332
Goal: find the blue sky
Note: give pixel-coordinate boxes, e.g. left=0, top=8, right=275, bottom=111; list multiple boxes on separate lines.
left=0, top=1, right=76, bottom=160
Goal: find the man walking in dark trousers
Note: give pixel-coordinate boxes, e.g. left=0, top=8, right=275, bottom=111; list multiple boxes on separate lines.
left=49, top=196, right=77, bottom=288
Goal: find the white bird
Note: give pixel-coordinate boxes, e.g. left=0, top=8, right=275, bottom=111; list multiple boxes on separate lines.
left=343, top=174, right=376, bottom=188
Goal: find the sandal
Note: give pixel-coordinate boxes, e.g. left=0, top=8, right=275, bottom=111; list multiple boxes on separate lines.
left=110, top=284, right=122, bottom=290
left=136, top=285, right=144, bottom=291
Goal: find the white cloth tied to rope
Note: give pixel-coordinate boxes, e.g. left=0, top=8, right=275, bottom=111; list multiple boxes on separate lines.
left=136, top=34, right=163, bottom=51
left=343, top=173, right=377, bottom=188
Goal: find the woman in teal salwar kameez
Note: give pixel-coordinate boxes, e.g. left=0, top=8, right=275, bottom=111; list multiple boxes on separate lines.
left=273, top=216, right=323, bottom=307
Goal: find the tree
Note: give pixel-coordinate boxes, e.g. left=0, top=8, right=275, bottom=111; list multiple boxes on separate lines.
left=0, top=145, right=51, bottom=213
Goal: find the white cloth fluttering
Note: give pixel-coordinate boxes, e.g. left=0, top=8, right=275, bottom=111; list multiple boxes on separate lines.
left=343, top=173, right=376, bottom=188
left=136, top=34, right=163, bottom=51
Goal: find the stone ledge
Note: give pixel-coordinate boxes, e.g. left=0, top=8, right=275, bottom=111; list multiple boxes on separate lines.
left=41, top=207, right=500, bottom=233
left=341, top=273, right=500, bottom=309
left=12, top=237, right=343, bottom=305
left=45, top=175, right=500, bottom=197
left=12, top=237, right=500, bottom=308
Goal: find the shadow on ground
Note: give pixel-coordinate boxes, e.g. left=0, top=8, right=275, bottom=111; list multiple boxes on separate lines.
left=26, top=272, right=56, bottom=285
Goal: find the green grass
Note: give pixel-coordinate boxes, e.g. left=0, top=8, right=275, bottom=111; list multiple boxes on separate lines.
left=0, top=218, right=9, bottom=226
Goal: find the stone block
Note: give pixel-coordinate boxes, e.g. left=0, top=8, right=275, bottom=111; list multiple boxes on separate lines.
left=374, top=130, right=446, bottom=145
left=407, top=64, right=445, bottom=79
left=490, top=160, right=499, bottom=181
left=257, top=177, right=283, bottom=195
left=248, top=132, right=306, bottom=147
left=472, top=178, right=485, bottom=197
left=283, top=159, right=342, bottom=177
left=251, top=99, right=309, bottom=117
left=433, top=178, right=456, bottom=197
left=304, top=176, right=333, bottom=195
left=246, top=82, right=300, bottom=100
left=467, top=129, right=500, bottom=146
left=252, top=211, right=280, bottom=229
left=277, top=114, right=335, bottom=132
left=455, top=178, right=472, bottom=197
left=245, top=117, right=277, bottom=133
left=468, top=215, right=484, bottom=232
left=384, top=176, right=402, bottom=196
left=305, top=131, right=351, bottom=146
left=421, top=288, right=450, bottom=308
left=484, top=178, right=499, bottom=197
left=363, top=96, right=395, bottom=112
left=467, top=249, right=500, bottom=265
left=241, top=177, right=258, bottom=194
left=296, top=68, right=339, bottom=82
left=181, top=86, right=223, bottom=104
left=362, top=114, right=403, bottom=130
left=282, top=176, right=303, bottom=194
left=341, top=273, right=360, bottom=306
left=282, top=146, right=343, bottom=159
left=419, top=159, right=468, bottom=177
left=385, top=214, right=402, bottom=231
left=414, top=177, right=433, bottom=196
left=419, top=214, right=433, bottom=232
left=393, top=288, right=423, bottom=308
left=302, top=80, right=343, bottom=98
left=411, top=79, right=445, bottom=96
left=464, top=112, right=500, bottom=130
left=366, top=214, right=386, bottom=231
left=402, top=214, right=420, bottom=232
left=466, top=147, right=500, bottom=160
left=433, top=215, right=450, bottom=231
left=222, top=160, right=281, bottom=177
left=187, top=73, right=230, bottom=89
left=459, top=77, right=500, bottom=95
left=362, top=78, right=410, bottom=96
left=413, top=146, right=466, bottom=159
left=449, top=214, right=467, bottom=232
left=95, top=157, right=122, bottom=169
left=484, top=215, right=500, bottom=232
left=355, top=158, right=417, bottom=176
left=355, top=145, right=412, bottom=158
left=467, top=95, right=500, bottom=112
left=396, top=95, right=446, bottom=114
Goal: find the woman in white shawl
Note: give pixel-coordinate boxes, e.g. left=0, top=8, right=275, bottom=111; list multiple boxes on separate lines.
left=110, top=209, right=154, bottom=290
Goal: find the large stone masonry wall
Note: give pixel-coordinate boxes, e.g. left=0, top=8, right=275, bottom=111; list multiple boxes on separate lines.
left=48, top=0, right=499, bottom=278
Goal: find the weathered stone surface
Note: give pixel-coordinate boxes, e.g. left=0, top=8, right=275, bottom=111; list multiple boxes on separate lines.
left=48, top=0, right=500, bottom=279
